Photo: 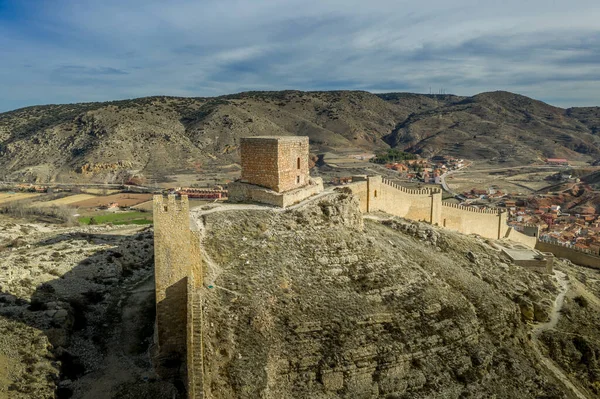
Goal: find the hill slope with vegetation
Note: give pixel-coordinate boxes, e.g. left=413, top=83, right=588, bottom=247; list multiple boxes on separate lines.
left=1, top=90, right=599, bottom=182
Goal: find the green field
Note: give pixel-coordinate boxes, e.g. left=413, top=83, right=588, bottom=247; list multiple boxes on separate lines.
left=79, top=211, right=153, bottom=226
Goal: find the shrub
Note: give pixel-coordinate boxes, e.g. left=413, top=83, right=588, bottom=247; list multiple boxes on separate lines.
left=574, top=295, right=589, bottom=308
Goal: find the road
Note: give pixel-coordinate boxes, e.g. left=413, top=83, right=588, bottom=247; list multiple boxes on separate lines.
left=439, top=162, right=473, bottom=199
left=437, top=161, right=597, bottom=199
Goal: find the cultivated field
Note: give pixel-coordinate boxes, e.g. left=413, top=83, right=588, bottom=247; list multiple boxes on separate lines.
left=33, top=194, right=97, bottom=207
left=0, top=192, right=42, bottom=204
left=71, top=193, right=153, bottom=208
left=131, top=200, right=154, bottom=212
left=78, top=211, right=152, bottom=225
left=81, top=188, right=121, bottom=195
left=447, top=168, right=559, bottom=195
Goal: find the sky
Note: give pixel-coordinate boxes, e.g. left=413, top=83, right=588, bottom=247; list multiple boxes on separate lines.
left=1, top=0, right=600, bottom=112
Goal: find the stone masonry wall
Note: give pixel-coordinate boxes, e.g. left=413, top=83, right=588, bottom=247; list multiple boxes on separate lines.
left=347, top=177, right=369, bottom=213
left=365, top=176, right=441, bottom=224
left=346, top=176, right=510, bottom=241
left=277, top=136, right=309, bottom=192
left=229, top=178, right=323, bottom=208
left=240, top=136, right=309, bottom=193
left=153, top=195, right=202, bottom=381
left=536, top=240, right=600, bottom=269
left=240, top=138, right=279, bottom=191
left=441, top=203, right=506, bottom=240
left=505, top=228, right=538, bottom=248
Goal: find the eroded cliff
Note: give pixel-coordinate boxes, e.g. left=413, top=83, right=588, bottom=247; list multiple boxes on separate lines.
left=197, top=194, right=569, bottom=398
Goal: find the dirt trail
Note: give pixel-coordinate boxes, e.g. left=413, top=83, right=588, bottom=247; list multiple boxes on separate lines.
left=73, top=274, right=159, bottom=399
left=531, top=270, right=589, bottom=399
left=190, top=187, right=335, bottom=217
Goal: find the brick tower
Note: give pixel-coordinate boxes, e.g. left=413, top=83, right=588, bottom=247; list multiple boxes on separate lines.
left=240, top=136, right=309, bottom=192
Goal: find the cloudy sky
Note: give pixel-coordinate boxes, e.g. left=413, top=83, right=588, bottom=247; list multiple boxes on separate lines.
left=1, top=0, right=599, bottom=112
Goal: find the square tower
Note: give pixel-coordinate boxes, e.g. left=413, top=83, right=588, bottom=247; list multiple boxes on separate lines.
left=240, top=136, right=309, bottom=193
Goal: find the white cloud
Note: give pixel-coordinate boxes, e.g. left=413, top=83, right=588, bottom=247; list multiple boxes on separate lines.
left=1, top=0, right=600, bottom=111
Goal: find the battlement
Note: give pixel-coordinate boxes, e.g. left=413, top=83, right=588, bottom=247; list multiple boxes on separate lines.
left=538, top=238, right=596, bottom=255
left=442, top=202, right=501, bottom=214
left=153, top=194, right=189, bottom=213
left=381, top=178, right=439, bottom=195
left=536, top=239, right=600, bottom=269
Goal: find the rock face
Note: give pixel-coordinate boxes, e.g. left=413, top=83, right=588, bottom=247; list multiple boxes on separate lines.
left=0, top=217, right=170, bottom=398
left=198, top=193, right=564, bottom=398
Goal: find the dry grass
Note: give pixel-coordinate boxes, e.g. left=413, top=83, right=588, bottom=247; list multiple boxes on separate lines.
left=34, top=194, right=97, bottom=207
left=131, top=200, right=153, bottom=211
left=81, top=188, right=121, bottom=195
left=0, top=193, right=41, bottom=205
left=0, top=354, right=10, bottom=399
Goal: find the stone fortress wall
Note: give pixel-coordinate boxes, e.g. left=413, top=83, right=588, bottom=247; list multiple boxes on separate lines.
left=347, top=175, right=508, bottom=240
left=347, top=175, right=600, bottom=268
left=152, top=195, right=203, bottom=395
left=441, top=202, right=508, bottom=240
left=356, top=176, right=442, bottom=224
left=536, top=239, right=600, bottom=269
left=504, top=224, right=539, bottom=248
left=152, top=136, right=600, bottom=398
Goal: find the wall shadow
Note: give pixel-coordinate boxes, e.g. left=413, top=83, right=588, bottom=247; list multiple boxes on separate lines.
left=0, top=226, right=179, bottom=398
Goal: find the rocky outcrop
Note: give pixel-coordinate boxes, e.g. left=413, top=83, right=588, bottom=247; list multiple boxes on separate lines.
left=198, top=196, right=564, bottom=398
left=80, top=160, right=134, bottom=174
left=0, top=219, right=164, bottom=398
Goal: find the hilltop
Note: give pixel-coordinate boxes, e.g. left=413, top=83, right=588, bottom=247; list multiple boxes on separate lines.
left=1, top=90, right=599, bottom=182
left=1, top=194, right=600, bottom=397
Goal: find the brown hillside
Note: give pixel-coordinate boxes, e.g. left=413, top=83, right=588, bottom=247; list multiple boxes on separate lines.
left=384, top=91, right=600, bottom=164
left=0, top=90, right=599, bottom=182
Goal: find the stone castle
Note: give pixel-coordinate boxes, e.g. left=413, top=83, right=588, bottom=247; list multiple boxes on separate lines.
left=153, top=135, right=562, bottom=397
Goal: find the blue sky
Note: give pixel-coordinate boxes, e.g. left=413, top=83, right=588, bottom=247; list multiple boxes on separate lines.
left=1, top=0, right=600, bottom=112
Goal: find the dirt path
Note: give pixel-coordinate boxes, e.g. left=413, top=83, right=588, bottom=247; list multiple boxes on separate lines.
left=531, top=270, right=589, bottom=399
left=190, top=187, right=335, bottom=217
left=73, top=274, right=160, bottom=399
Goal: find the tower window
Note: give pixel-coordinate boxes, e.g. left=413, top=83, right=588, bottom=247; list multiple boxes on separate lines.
left=374, top=190, right=378, bottom=198
left=297, top=157, right=301, bottom=169
left=296, top=176, right=300, bottom=184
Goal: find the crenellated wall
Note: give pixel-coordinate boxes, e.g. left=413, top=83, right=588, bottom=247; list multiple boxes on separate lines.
left=346, top=176, right=507, bottom=240
left=504, top=224, right=539, bottom=248
left=536, top=240, right=600, bottom=269
left=355, top=176, right=442, bottom=224
left=504, top=228, right=538, bottom=248
left=441, top=203, right=507, bottom=239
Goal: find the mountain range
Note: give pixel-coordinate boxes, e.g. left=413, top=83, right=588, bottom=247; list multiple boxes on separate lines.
left=1, top=90, right=599, bottom=182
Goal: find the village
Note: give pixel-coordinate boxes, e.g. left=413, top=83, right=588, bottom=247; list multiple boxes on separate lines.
left=331, top=154, right=600, bottom=255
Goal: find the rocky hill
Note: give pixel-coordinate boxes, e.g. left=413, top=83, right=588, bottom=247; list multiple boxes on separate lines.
left=195, top=193, right=598, bottom=398
left=1, top=90, right=599, bottom=182
left=2, top=194, right=600, bottom=398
